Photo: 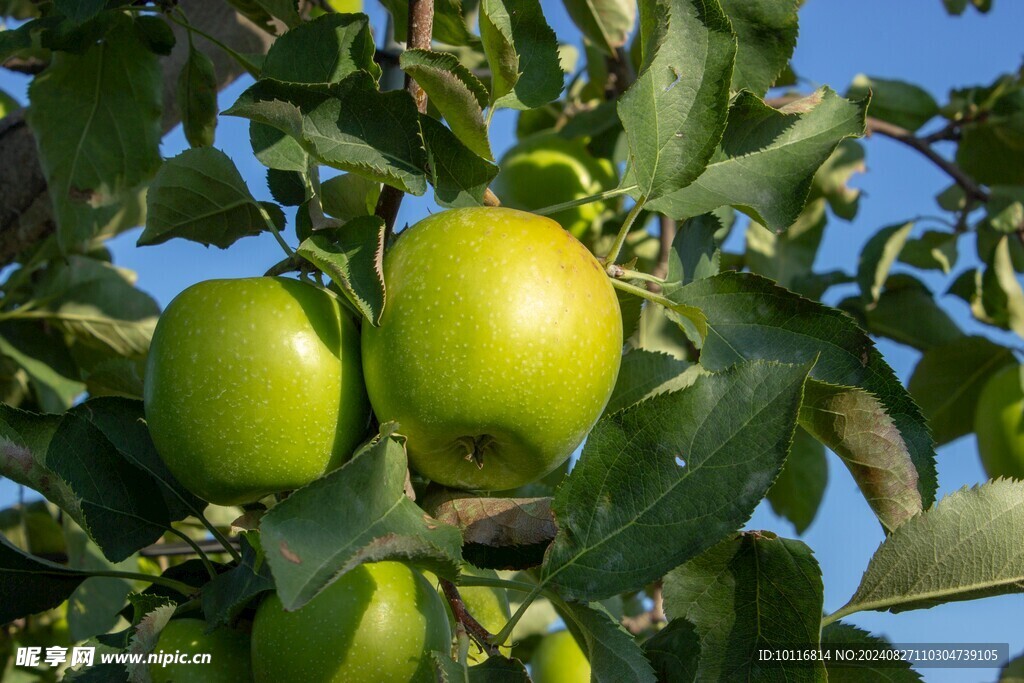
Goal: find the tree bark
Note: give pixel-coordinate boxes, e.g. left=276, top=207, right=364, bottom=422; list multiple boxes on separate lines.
left=0, top=2, right=277, bottom=266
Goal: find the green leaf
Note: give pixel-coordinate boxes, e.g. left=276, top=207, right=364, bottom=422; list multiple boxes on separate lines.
left=720, top=0, right=799, bottom=95
left=618, top=0, right=735, bottom=201
left=26, top=21, right=162, bottom=250
left=261, top=12, right=380, bottom=85
left=140, top=147, right=267, bottom=248
left=840, top=275, right=963, bottom=352
left=226, top=0, right=300, bottom=33
left=857, top=221, right=914, bottom=304
left=1003, top=652, right=1024, bottom=683
left=479, top=0, right=563, bottom=110
left=554, top=600, right=657, bottom=683
left=831, top=479, right=1024, bottom=619
left=259, top=431, right=463, bottom=611
left=64, top=519, right=133, bottom=642
left=267, top=168, right=306, bottom=207
left=0, top=404, right=79, bottom=516
left=745, top=198, right=827, bottom=291
left=320, top=173, right=381, bottom=221
left=665, top=212, right=731, bottom=291
left=45, top=408, right=171, bottom=562
left=177, top=44, right=218, bottom=148
left=800, top=380, right=923, bottom=533
left=433, top=652, right=531, bottom=682
left=663, top=532, right=826, bottom=682
left=604, top=348, right=694, bottom=415
left=647, top=88, right=868, bottom=231
left=0, top=534, right=89, bottom=623
left=987, top=186, right=1024, bottom=233
left=908, top=336, right=1016, bottom=446
left=820, top=622, right=923, bottom=682
left=898, top=230, right=958, bottom=273
left=956, top=100, right=1024, bottom=186
left=225, top=73, right=428, bottom=194
left=982, top=235, right=1024, bottom=337
left=541, top=360, right=809, bottom=600
left=296, top=216, right=386, bottom=325
left=250, top=121, right=308, bottom=172
left=400, top=49, right=491, bottom=160
left=766, top=427, right=827, bottom=535
left=420, top=115, right=500, bottom=208
left=380, top=0, right=479, bottom=47
left=563, top=0, right=637, bottom=55
left=54, top=0, right=104, bottom=23
left=33, top=256, right=160, bottom=358
left=641, top=618, right=701, bottom=682
left=809, top=139, right=865, bottom=220
left=676, top=272, right=938, bottom=512
left=846, top=74, right=938, bottom=132
left=202, top=532, right=273, bottom=627
left=0, top=322, right=84, bottom=411
left=132, top=15, right=175, bottom=56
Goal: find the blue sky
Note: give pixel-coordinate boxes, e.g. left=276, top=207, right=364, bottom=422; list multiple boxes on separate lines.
left=2, top=1, right=1023, bottom=679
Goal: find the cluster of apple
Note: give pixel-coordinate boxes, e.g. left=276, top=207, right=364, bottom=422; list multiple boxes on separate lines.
left=142, top=205, right=623, bottom=681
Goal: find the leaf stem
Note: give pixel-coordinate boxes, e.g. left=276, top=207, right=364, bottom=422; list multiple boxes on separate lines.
left=534, top=185, right=637, bottom=217
left=491, top=583, right=543, bottom=647
left=457, top=575, right=542, bottom=594
left=603, top=199, right=647, bottom=267
left=609, top=276, right=680, bottom=310
left=91, top=569, right=197, bottom=597
left=167, top=10, right=261, bottom=78
left=259, top=204, right=295, bottom=259
left=607, top=265, right=667, bottom=285
left=166, top=528, right=217, bottom=580
left=195, top=514, right=242, bottom=564
left=821, top=604, right=856, bottom=627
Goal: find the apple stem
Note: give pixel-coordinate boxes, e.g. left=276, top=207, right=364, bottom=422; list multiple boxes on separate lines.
left=440, top=578, right=504, bottom=657
left=533, top=185, right=637, bottom=218
left=166, top=527, right=218, bottom=580
left=603, top=199, right=647, bottom=267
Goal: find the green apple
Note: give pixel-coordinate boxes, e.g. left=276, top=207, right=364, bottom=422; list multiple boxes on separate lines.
left=144, top=277, right=370, bottom=505
left=310, top=0, right=363, bottom=16
left=530, top=629, right=591, bottom=683
left=149, top=619, right=251, bottom=683
left=361, top=207, right=622, bottom=490
left=492, top=133, right=618, bottom=238
left=251, top=561, right=451, bottom=683
left=974, top=363, right=1024, bottom=480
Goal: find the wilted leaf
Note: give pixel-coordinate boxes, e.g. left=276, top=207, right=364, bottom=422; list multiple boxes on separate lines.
left=676, top=272, right=937, bottom=512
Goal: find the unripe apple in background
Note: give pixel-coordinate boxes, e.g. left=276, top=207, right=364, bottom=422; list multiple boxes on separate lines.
left=530, top=629, right=591, bottom=683
left=251, top=561, right=451, bottom=683
left=149, top=619, right=251, bottom=683
left=492, top=133, right=619, bottom=238
left=974, top=363, right=1024, bottom=480
left=144, top=277, right=370, bottom=505
left=361, top=207, right=623, bottom=491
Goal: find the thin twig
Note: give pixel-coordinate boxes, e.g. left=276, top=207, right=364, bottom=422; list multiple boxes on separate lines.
left=439, top=578, right=503, bottom=658
left=374, top=0, right=434, bottom=239
left=651, top=214, right=676, bottom=288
